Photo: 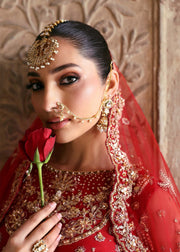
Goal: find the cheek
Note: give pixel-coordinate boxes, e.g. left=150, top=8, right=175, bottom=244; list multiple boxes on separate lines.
left=66, top=80, right=104, bottom=115
left=31, top=95, right=41, bottom=113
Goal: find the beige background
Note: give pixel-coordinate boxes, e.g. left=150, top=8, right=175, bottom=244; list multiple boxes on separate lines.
left=0, top=0, right=179, bottom=188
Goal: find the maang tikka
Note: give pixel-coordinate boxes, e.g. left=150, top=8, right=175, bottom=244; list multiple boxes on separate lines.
left=26, top=20, right=66, bottom=71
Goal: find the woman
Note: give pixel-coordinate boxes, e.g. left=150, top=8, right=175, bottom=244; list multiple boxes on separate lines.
left=0, top=20, right=180, bottom=252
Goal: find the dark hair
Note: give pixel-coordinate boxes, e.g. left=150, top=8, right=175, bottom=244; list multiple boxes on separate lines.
left=43, top=21, right=111, bottom=81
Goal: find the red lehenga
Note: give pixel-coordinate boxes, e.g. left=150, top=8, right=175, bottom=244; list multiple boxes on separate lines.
left=0, top=67, right=180, bottom=252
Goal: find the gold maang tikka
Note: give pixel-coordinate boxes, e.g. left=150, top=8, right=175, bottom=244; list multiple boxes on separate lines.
left=26, top=20, right=66, bottom=71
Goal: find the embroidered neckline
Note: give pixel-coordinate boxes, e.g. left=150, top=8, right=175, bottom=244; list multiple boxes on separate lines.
left=5, top=165, right=114, bottom=246
left=44, top=163, right=115, bottom=174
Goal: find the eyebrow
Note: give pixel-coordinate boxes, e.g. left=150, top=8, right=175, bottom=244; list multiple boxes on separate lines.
left=27, top=63, right=80, bottom=77
left=51, top=63, right=80, bottom=74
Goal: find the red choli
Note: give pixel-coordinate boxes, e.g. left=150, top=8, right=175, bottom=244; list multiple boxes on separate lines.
left=0, top=166, right=123, bottom=252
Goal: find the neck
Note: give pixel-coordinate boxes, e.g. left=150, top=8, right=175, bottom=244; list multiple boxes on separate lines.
left=48, top=127, right=114, bottom=172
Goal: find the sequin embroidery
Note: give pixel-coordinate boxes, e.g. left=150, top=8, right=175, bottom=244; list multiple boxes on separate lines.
left=106, top=92, right=148, bottom=251
left=5, top=167, right=114, bottom=246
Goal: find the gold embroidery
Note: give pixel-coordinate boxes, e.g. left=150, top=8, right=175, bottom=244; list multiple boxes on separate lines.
left=106, top=92, right=148, bottom=251
left=74, top=246, right=86, bottom=252
left=94, top=232, right=105, bottom=242
left=136, top=215, right=154, bottom=251
left=0, top=159, right=30, bottom=222
left=5, top=167, right=114, bottom=246
left=158, top=169, right=176, bottom=196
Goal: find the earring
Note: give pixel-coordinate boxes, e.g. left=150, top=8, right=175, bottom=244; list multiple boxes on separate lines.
left=97, top=98, right=113, bottom=133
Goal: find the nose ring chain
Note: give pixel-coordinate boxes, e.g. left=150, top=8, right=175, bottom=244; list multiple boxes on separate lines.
left=53, top=101, right=104, bottom=123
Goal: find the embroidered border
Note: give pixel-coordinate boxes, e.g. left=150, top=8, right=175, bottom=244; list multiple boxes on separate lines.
left=58, top=212, right=109, bottom=246
left=106, top=92, right=148, bottom=251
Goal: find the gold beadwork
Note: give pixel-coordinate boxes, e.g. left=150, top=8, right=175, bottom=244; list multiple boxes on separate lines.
left=96, top=62, right=113, bottom=133
left=54, top=100, right=103, bottom=123
left=40, top=20, right=66, bottom=37
left=26, top=20, right=66, bottom=70
left=27, top=37, right=59, bottom=71
left=32, top=239, right=48, bottom=252
left=96, top=99, right=113, bottom=133
left=5, top=166, right=114, bottom=246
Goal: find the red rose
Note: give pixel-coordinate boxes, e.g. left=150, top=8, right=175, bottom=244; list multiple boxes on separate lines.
left=24, top=128, right=56, bottom=207
left=25, top=128, right=56, bottom=162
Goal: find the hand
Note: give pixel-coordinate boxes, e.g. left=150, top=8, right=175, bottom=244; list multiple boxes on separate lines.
left=2, top=202, right=62, bottom=252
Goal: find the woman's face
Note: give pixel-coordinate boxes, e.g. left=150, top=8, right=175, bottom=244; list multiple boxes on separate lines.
left=27, top=38, right=107, bottom=143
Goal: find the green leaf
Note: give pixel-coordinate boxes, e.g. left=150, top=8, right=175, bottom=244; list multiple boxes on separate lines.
left=29, top=162, right=33, bottom=173
left=26, top=162, right=33, bottom=176
left=43, top=149, right=54, bottom=164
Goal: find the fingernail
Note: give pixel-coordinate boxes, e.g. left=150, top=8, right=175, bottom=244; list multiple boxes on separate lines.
left=57, top=222, right=62, bottom=229
left=56, top=213, right=62, bottom=220
left=49, top=202, right=57, bottom=209
left=56, top=234, right=62, bottom=242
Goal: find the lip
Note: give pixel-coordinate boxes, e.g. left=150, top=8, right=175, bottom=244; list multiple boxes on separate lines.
left=46, top=117, right=70, bottom=129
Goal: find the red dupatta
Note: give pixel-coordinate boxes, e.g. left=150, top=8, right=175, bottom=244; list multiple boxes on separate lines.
left=107, top=64, right=180, bottom=251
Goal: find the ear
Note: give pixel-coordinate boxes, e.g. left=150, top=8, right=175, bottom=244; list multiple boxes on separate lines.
left=104, top=69, right=119, bottom=98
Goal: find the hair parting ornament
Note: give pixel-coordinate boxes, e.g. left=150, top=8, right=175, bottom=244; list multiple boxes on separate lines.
left=26, top=20, right=67, bottom=71
left=53, top=62, right=114, bottom=132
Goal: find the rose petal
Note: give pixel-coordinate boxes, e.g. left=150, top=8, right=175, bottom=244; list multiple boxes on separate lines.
left=43, top=136, right=56, bottom=162
left=25, top=128, right=54, bottom=162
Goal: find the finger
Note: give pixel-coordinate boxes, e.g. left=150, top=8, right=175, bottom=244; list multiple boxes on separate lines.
left=43, top=222, right=62, bottom=248
left=13, top=202, right=57, bottom=241
left=27, top=212, right=62, bottom=243
left=48, top=234, right=62, bottom=252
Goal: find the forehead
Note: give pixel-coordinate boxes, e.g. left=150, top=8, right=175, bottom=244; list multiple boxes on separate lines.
left=27, top=37, right=99, bottom=76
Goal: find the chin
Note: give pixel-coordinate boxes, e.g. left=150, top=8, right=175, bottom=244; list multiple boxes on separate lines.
left=53, top=124, right=98, bottom=144
left=54, top=134, right=74, bottom=144
left=54, top=130, right=83, bottom=144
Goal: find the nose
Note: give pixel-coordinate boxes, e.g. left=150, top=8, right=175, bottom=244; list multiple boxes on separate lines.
left=42, top=85, right=61, bottom=112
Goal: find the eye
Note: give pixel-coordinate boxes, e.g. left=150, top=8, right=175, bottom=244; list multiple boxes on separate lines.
left=60, top=75, right=79, bottom=85
left=26, top=81, right=44, bottom=91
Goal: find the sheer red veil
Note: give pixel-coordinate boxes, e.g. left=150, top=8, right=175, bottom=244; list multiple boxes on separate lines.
left=106, top=62, right=180, bottom=251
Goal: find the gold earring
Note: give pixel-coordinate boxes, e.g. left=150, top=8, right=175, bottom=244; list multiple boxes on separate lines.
left=97, top=62, right=113, bottom=132
left=97, top=98, right=113, bottom=132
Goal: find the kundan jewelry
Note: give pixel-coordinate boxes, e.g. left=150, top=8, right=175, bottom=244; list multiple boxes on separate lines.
left=26, top=20, right=66, bottom=71
left=96, top=98, right=113, bottom=132
left=32, top=239, right=48, bottom=252
left=96, top=62, right=113, bottom=132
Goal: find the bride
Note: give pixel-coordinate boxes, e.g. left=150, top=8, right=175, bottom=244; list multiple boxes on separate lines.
left=0, top=20, right=180, bottom=252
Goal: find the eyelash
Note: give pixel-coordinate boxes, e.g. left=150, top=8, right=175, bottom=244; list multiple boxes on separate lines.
left=26, top=74, right=80, bottom=91
left=60, top=74, right=79, bottom=85
left=26, top=82, right=43, bottom=91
